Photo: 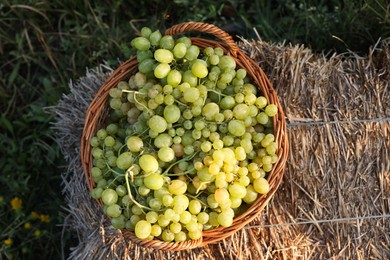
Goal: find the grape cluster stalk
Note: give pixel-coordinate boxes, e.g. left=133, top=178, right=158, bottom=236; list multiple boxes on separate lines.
left=89, top=27, right=279, bottom=242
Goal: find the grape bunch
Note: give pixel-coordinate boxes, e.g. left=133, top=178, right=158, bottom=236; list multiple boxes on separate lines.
left=89, top=27, right=279, bottom=242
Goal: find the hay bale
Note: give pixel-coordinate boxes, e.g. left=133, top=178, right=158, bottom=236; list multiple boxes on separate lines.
left=52, top=39, right=390, bottom=259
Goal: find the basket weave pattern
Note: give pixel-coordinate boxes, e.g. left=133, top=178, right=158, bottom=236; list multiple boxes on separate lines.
left=81, top=22, right=288, bottom=251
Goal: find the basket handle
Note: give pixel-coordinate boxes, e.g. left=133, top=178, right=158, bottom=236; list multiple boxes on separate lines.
left=165, top=22, right=240, bottom=57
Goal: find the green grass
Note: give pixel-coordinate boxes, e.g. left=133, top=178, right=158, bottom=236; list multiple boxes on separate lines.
left=0, top=0, right=388, bottom=258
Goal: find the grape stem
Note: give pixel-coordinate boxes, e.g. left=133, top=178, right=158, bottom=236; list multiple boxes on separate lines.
left=125, top=172, right=153, bottom=213
left=122, top=89, right=150, bottom=112
left=162, top=152, right=199, bottom=176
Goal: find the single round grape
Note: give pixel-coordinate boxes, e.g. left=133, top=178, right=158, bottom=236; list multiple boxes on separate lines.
left=228, top=183, right=247, bottom=199
left=115, top=185, right=127, bottom=197
left=139, top=154, right=159, bottom=173
left=256, top=112, right=269, bottom=125
left=169, top=180, right=187, bottom=195
left=107, top=204, right=122, bottom=218
left=217, top=211, right=233, bottom=227
left=135, top=220, right=152, bottom=239
left=191, top=60, right=208, bottom=78
left=173, top=42, right=187, bottom=58
left=151, top=224, right=162, bottom=236
left=149, top=30, right=162, bottom=46
left=253, top=177, right=270, bottom=194
left=188, top=200, right=202, bottom=215
left=159, top=35, right=175, bottom=50
left=185, top=45, right=200, bottom=61
left=167, top=69, right=182, bottom=87
left=143, top=173, right=164, bottom=190
left=228, top=120, right=245, bottom=137
left=102, top=188, right=118, bottom=206
left=126, top=136, right=143, bottom=152
left=115, top=152, right=132, bottom=170
left=91, top=187, right=103, bottom=199
left=162, top=229, right=175, bottom=242
left=154, top=63, right=171, bottom=79
left=183, top=87, right=200, bottom=103
left=214, top=188, right=230, bottom=205
left=158, top=147, right=175, bottom=162
left=154, top=49, right=174, bottom=63
left=132, top=37, right=151, bottom=51
left=111, top=215, right=126, bottom=229
left=175, top=231, right=187, bottom=242
left=148, top=115, right=167, bottom=133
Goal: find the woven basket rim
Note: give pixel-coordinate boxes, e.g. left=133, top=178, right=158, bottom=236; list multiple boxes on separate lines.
left=80, top=22, right=289, bottom=251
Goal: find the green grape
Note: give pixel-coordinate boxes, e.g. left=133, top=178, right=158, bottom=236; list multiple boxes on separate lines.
left=143, top=173, right=164, bottom=190
left=139, top=154, right=159, bottom=173
left=188, top=230, right=202, bottom=240
left=116, top=185, right=127, bottom=197
left=162, top=229, right=175, bottom=242
left=228, top=120, right=245, bottom=137
left=116, top=152, right=133, bottom=170
left=167, top=69, right=182, bottom=87
left=102, top=188, right=118, bottom=206
left=217, top=211, right=234, bottom=227
left=228, top=183, right=247, bottom=199
left=149, top=198, right=162, bottom=211
left=209, top=54, right=220, bottom=65
left=107, top=204, right=122, bottom=218
left=253, top=177, right=270, bottom=194
left=138, top=58, right=155, bottom=74
left=158, top=147, right=175, bottom=162
left=191, top=60, right=208, bottom=78
left=173, top=42, right=187, bottom=58
left=132, top=37, right=151, bottom=51
left=244, top=93, right=257, bottom=105
left=173, top=194, right=189, bottom=213
left=175, top=231, right=187, bottom=242
left=151, top=224, right=162, bottom=236
left=138, top=185, right=151, bottom=196
left=183, top=87, right=200, bottom=103
left=218, top=55, right=236, bottom=70
left=148, top=115, right=167, bottom=133
left=180, top=211, right=192, bottom=224
left=126, top=136, right=143, bottom=152
left=214, top=188, right=230, bottom=205
left=140, top=27, right=152, bottom=38
left=154, top=63, right=171, bottom=79
left=265, top=104, right=278, bottom=117
left=149, top=30, right=162, bottom=46
left=154, top=49, right=174, bottom=63
left=182, top=70, right=198, bottom=87
left=159, top=35, right=175, bottom=50
left=176, top=36, right=192, bottom=48
left=111, top=215, right=126, bottom=229
left=169, top=180, right=187, bottom=195
left=202, top=102, right=219, bottom=120
left=188, top=200, right=202, bottom=215
left=256, top=112, right=269, bottom=125
left=255, top=96, right=267, bottom=109
left=170, top=222, right=182, bottom=234
left=137, top=50, right=153, bottom=62
left=185, top=45, right=200, bottom=61
left=91, top=187, right=103, bottom=199
left=135, top=220, right=152, bottom=239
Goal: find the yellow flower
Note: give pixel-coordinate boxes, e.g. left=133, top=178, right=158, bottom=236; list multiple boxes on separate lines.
left=4, top=238, right=12, bottom=246
left=39, top=214, right=50, bottom=223
left=31, top=211, right=40, bottom=219
left=24, top=222, right=31, bottom=229
left=10, top=197, right=22, bottom=210
left=34, top=229, right=41, bottom=237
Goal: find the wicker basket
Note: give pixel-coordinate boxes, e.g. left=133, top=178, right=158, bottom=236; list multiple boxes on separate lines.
left=81, top=22, right=288, bottom=251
